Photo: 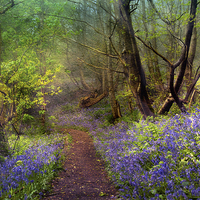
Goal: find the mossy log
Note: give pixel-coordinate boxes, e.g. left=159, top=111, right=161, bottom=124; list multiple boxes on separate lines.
left=79, top=92, right=108, bottom=108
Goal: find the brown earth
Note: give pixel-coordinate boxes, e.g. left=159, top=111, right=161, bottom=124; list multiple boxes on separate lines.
left=43, top=129, right=119, bottom=200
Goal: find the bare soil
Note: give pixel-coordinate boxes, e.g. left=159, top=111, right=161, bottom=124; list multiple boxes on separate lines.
left=43, top=129, right=119, bottom=200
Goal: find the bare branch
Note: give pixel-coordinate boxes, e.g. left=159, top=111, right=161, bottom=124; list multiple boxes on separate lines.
left=135, top=35, right=173, bottom=66
left=99, top=2, right=117, bottom=20
left=194, top=65, right=200, bottom=78
left=173, top=46, right=187, bottom=68
left=184, top=70, right=200, bottom=101
left=108, top=33, right=126, bottom=67
left=0, top=91, right=6, bottom=96
left=148, top=0, right=170, bottom=25
left=167, top=29, right=185, bottom=47
left=0, top=1, right=23, bottom=14
left=129, top=0, right=139, bottom=14
left=110, top=20, right=118, bottom=38
left=67, top=37, right=118, bottom=59
left=78, top=57, right=124, bottom=74
left=44, top=14, right=108, bottom=38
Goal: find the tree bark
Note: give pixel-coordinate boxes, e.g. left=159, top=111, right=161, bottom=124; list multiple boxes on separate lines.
left=107, top=2, right=121, bottom=120
left=0, top=23, right=2, bottom=76
left=0, top=100, right=11, bottom=159
left=0, top=125, right=10, bottom=161
left=185, top=24, right=197, bottom=86
left=80, top=68, right=92, bottom=91
left=0, top=24, right=10, bottom=159
left=107, top=67, right=122, bottom=119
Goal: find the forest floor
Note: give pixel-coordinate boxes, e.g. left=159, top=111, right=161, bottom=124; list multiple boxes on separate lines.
left=43, top=129, right=119, bottom=200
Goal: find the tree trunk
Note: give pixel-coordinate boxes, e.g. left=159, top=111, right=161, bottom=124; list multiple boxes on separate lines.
left=185, top=24, right=197, bottom=86
left=0, top=103, right=11, bottom=159
left=107, top=2, right=121, bottom=120
left=107, top=67, right=122, bottom=119
left=158, top=0, right=197, bottom=114
left=0, top=125, right=10, bottom=161
left=119, top=0, right=155, bottom=119
left=80, top=68, right=92, bottom=91
left=0, top=24, right=10, bottom=159
left=152, top=27, right=164, bottom=91
left=0, top=23, right=2, bottom=76
left=141, top=0, right=155, bottom=80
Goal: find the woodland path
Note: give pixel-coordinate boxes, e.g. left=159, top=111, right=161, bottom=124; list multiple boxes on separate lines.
left=43, top=129, right=119, bottom=200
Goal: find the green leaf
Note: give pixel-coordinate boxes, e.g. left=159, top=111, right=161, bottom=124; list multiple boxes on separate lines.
left=150, top=189, right=157, bottom=195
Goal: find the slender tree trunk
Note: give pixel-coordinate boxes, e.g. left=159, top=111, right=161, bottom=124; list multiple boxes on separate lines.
left=102, top=69, right=108, bottom=93
left=0, top=105, right=11, bottom=159
left=80, top=68, right=92, bottom=91
left=0, top=124, right=10, bottom=161
left=0, top=22, right=10, bottom=158
left=107, top=68, right=122, bottom=119
left=141, top=0, right=155, bottom=80
left=159, top=0, right=197, bottom=114
left=107, top=45, right=121, bottom=119
left=152, top=27, right=164, bottom=91
left=0, top=23, right=2, bottom=76
left=107, top=2, right=121, bottom=120
left=185, top=24, right=197, bottom=86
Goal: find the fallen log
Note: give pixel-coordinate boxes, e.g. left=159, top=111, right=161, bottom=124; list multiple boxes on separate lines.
left=79, top=92, right=108, bottom=108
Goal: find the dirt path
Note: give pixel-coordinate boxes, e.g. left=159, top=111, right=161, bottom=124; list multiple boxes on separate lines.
left=44, top=129, right=119, bottom=200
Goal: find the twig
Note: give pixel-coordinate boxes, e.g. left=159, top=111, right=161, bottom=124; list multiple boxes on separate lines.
left=77, top=57, right=124, bottom=74
left=44, top=14, right=107, bottom=38
left=135, top=35, right=173, bottom=66
left=0, top=1, right=23, bottom=14
left=68, top=37, right=118, bottom=59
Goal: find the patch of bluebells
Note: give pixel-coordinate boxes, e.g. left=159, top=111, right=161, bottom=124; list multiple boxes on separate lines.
left=91, top=109, right=200, bottom=199
left=0, top=141, right=63, bottom=199
left=56, top=103, right=112, bottom=131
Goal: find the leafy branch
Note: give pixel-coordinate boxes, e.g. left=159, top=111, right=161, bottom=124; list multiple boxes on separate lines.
left=0, top=0, right=23, bottom=14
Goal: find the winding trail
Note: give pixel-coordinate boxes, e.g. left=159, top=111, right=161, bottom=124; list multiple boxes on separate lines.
left=44, top=129, right=118, bottom=200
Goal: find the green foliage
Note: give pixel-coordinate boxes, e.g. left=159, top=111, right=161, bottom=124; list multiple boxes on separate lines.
left=8, top=132, right=65, bottom=157
left=0, top=0, right=75, bottom=130
left=120, top=109, right=142, bottom=123
left=22, top=114, right=35, bottom=123
left=168, top=103, right=182, bottom=116
left=1, top=55, right=62, bottom=124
